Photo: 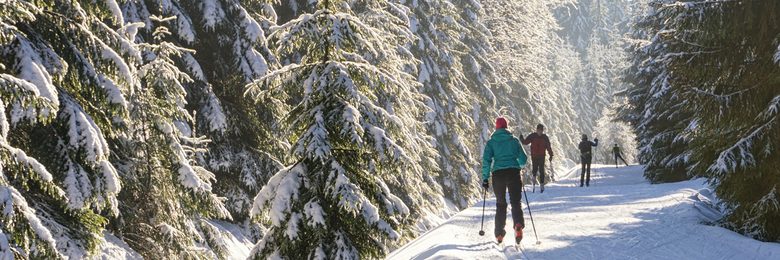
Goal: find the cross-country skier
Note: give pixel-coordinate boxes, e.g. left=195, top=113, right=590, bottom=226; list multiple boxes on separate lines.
left=613, top=144, right=629, bottom=168
left=521, top=124, right=554, bottom=193
left=578, top=134, right=598, bottom=187
left=482, top=117, right=528, bottom=244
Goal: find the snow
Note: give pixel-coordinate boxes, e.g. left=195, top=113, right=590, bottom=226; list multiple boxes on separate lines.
left=239, top=6, right=264, bottom=42
left=103, top=0, right=124, bottom=25
left=202, top=0, right=226, bottom=29
left=775, top=44, right=780, bottom=64
left=388, top=165, right=780, bottom=259
left=119, top=22, right=145, bottom=42
left=9, top=144, right=53, bottom=182
left=177, top=163, right=210, bottom=192
left=15, top=40, right=59, bottom=110
left=251, top=164, right=304, bottom=226
left=182, top=53, right=206, bottom=81
left=63, top=162, right=91, bottom=209
left=304, top=200, right=327, bottom=227
left=98, top=75, right=128, bottom=107
left=0, top=185, right=59, bottom=255
left=160, top=0, right=196, bottom=43
left=202, top=92, right=228, bottom=132
left=63, top=99, right=110, bottom=163
left=0, top=230, right=10, bottom=259
left=100, top=45, right=135, bottom=87
left=286, top=213, right=301, bottom=239
left=0, top=100, right=7, bottom=138
left=206, top=220, right=256, bottom=260
left=97, top=231, right=143, bottom=260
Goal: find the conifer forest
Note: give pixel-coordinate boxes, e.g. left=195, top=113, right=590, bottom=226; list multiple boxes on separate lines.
left=1, top=0, right=778, bottom=259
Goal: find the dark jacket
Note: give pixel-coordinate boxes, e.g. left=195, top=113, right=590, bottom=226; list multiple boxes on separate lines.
left=482, top=129, right=528, bottom=181
left=579, top=139, right=599, bottom=155
left=522, top=133, right=553, bottom=158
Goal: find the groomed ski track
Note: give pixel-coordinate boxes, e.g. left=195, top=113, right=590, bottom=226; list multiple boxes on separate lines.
left=387, top=165, right=780, bottom=260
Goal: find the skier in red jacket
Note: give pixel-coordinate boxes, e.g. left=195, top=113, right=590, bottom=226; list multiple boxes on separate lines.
left=522, top=124, right=554, bottom=192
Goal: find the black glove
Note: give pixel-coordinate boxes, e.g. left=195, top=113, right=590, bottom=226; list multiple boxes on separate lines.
left=594, top=138, right=599, bottom=143
left=482, top=179, right=490, bottom=189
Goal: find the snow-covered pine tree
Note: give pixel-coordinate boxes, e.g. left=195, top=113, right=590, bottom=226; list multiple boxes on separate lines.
left=573, top=40, right=610, bottom=134
left=401, top=0, right=486, bottom=211
left=557, top=0, right=635, bottom=143
left=555, top=0, right=634, bottom=53
left=120, top=0, right=284, bottom=224
left=450, top=0, right=497, bottom=152
left=114, top=16, right=231, bottom=258
left=620, top=0, right=694, bottom=183
left=545, top=42, right=582, bottom=164
left=246, top=0, right=432, bottom=257
left=650, top=0, right=780, bottom=241
left=347, top=0, right=447, bottom=231
left=1, top=0, right=134, bottom=257
left=593, top=106, right=636, bottom=164
left=0, top=62, right=62, bottom=259
left=482, top=0, right=581, bottom=172
left=554, top=0, right=595, bottom=54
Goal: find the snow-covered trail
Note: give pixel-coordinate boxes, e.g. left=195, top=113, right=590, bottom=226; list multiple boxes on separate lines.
left=388, top=165, right=780, bottom=259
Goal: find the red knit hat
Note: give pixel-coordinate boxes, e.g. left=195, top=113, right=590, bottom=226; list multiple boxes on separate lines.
left=495, top=117, right=507, bottom=129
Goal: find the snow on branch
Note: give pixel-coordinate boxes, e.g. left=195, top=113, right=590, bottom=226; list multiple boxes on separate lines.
left=13, top=39, right=60, bottom=111
left=159, top=0, right=196, bottom=43
left=0, top=74, right=56, bottom=125
left=0, top=185, right=60, bottom=258
left=774, top=44, right=780, bottom=65
left=59, top=97, right=122, bottom=212
left=270, top=10, right=401, bottom=62
left=707, top=119, right=774, bottom=175
left=754, top=186, right=780, bottom=213
left=202, top=0, right=227, bottom=29
left=3, top=143, right=54, bottom=183
left=328, top=159, right=402, bottom=240
left=759, top=95, right=780, bottom=120
left=708, top=95, right=780, bottom=174
left=102, top=0, right=124, bottom=25
left=250, top=163, right=304, bottom=226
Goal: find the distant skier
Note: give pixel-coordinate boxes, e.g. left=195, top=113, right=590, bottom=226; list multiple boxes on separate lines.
left=613, top=144, right=629, bottom=168
left=578, top=134, right=598, bottom=187
left=521, top=124, right=554, bottom=193
left=482, top=117, right=527, bottom=244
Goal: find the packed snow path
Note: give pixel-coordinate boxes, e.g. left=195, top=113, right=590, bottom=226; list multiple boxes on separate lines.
left=388, top=165, right=780, bottom=259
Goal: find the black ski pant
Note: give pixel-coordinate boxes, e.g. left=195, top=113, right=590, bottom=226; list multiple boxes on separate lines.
left=615, top=153, right=628, bottom=167
left=492, top=168, right=524, bottom=237
left=531, top=156, right=546, bottom=185
left=581, top=155, right=592, bottom=186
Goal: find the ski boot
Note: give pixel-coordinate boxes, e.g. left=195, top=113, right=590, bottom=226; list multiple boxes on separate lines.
left=514, top=224, right=523, bottom=244
left=496, top=230, right=506, bottom=244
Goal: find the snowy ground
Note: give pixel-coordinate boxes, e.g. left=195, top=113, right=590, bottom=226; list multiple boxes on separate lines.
left=388, top=165, right=780, bottom=260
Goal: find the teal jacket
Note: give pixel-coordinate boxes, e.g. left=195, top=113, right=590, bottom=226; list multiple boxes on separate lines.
left=482, top=129, right=528, bottom=181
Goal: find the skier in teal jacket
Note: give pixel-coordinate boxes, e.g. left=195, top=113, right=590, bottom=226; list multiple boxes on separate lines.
left=482, top=117, right=528, bottom=244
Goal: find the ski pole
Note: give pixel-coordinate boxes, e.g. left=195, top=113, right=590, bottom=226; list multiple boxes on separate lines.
left=478, top=187, right=487, bottom=236
left=522, top=185, right=541, bottom=245
left=548, top=161, right=555, bottom=183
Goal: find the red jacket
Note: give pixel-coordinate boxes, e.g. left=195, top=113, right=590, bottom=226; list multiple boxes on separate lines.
left=522, top=133, right=553, bottom=158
